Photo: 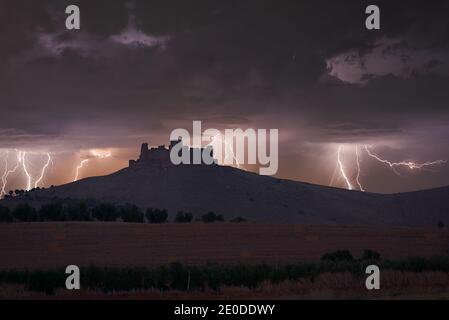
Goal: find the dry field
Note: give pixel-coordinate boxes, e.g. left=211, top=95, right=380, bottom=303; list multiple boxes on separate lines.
left=1, top=222, right=449, bottom=270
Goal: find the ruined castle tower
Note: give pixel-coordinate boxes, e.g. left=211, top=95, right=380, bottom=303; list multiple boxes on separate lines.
left=129, top=139, right=216, bottom=168
left=140, top=143, right=149, bottom=161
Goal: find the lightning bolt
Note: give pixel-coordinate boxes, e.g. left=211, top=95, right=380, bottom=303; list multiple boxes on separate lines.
left=34, top=153, right=53, bottom=188
left=355, top=146, right=365, bottom=192
left=73, top=159, right=89, bottom=182
left=1, top=152, right=11, bottom=197
left=0, top=150, right=55, bottom=196
left=21, top=152, right=32, bottom=191
left=364, top=146, right=446, bottom=171
left=207, top=133, right=241, bottom=168
left=337, top=146, right=353, bottom=190
left=1, top=150, right=21, bottom=197
left=90, top=150, right=111, bottom=159
left=73, top=149, right=112, bottom=182
left=332, top=144, right=446, bottom=192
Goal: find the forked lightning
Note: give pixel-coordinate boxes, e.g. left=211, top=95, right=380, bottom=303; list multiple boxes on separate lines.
left=333, top=145, right=446, bottom=192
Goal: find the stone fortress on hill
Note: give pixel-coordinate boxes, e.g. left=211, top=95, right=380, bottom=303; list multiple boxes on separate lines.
left=129, top=138, right=215, bottom=168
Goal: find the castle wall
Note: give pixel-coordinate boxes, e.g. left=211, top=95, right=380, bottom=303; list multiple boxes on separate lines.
left=131, top=141, right=215, bottom=168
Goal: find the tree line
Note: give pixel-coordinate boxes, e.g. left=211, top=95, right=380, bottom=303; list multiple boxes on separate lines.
left=0, top=202, right=246, bottom=224
left=2, top=186, right=53, bottom=199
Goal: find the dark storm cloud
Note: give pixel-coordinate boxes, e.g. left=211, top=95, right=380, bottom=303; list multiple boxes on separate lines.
left=1, top=0, right=449, bottom=192
left=2, top=1, right=449, bottom=132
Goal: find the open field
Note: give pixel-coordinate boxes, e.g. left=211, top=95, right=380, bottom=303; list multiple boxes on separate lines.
left=1, top=222, right=449, bottom=270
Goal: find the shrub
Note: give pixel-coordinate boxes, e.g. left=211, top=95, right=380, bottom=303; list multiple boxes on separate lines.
left=146, top=208, right=168, bottom=223
left=174, top=211, right=193, bottom=223
left=321, top=250, right=355, bottom=262
left=0, top=206, right=12, bottom=222
left=39, top=203, right=65, bottom=221
left=11, top=203, right=37, bottom=222
left=91, top=203, right=119, bottom=221
left=120, top=204, right=144, bottom=223
left=360, top=249, right=381, bottom=262
left=438, top=221, right=445, bottom=229
left=65, top=202, right=90, bottom=221
left=201, top=211, right=224, bottom=223
left=27, top=270, right=65, bottom=295
left=14, top=189, right=25, bottom=197
left=169, top=262, right=190, bottom=290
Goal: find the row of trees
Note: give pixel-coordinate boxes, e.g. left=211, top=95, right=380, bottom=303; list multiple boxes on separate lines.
left=0, top=202, right=243, bottom=224
left=2, top=186, right=54, bottom=199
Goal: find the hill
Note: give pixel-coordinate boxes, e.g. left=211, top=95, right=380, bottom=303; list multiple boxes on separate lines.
left=3, top=162, right=449, bottom=227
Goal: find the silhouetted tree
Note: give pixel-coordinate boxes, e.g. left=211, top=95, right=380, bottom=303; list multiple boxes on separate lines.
left=175, top=211, right=193, bottom=223
left=39, top=203, right=66, bottom=221
left=146, top=208, right=168, bottom=223
left=12, top=203, right=37, bottom=221
left=120, top=204, right=144, bottom=223
left=92, top=203, right=119, bottom=221
left=65, top=202, right=90, bottom=221
left=438, top=221, right=445, bottom=229
left=0, top=205, right=12, bottom=222
left=201, top=211, right=224, bottom=223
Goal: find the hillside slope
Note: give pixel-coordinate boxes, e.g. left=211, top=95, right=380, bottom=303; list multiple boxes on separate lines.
left=4, top=164, right=449, bottom=227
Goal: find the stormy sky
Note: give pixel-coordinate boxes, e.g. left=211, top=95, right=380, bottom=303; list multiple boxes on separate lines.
left=1, top=0, right=449, bottom=193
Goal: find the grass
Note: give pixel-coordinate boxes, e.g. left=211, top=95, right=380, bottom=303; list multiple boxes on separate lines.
left=1, top=255, right=449, bottom=295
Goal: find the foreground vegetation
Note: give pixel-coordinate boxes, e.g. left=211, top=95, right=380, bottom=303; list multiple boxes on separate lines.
left=1, top=251, right=449, bottom=295
left=0, top=202, right=236, bottom=224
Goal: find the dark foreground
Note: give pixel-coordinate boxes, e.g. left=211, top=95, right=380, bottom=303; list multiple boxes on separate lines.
left=1, top=222, right=449, bottom=299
